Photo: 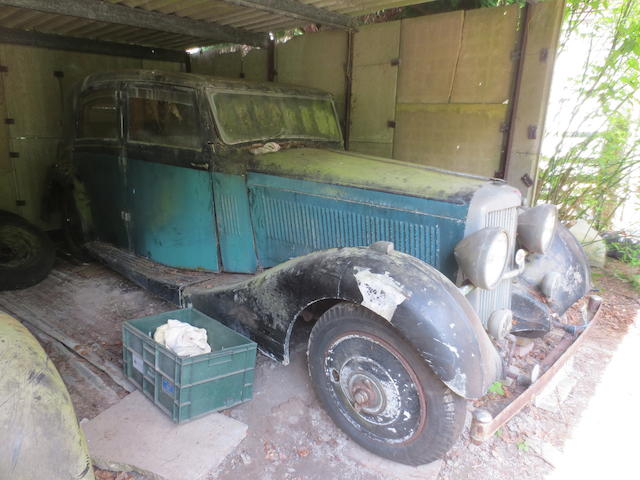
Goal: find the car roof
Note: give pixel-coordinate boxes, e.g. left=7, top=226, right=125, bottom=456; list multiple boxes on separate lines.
left=80, top=69, right=333, bottom=99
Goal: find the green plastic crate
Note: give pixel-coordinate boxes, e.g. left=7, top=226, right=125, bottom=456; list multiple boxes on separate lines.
left=122, top=308, right=257, bottom=423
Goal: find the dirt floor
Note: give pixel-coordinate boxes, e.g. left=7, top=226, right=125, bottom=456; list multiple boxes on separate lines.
left=1, top=256, right=638, bottom=480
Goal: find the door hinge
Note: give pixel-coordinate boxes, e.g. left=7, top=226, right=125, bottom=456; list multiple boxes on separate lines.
left=387, top=120, right=396, bottom=128
left=53, top=70, right=64, bottom=78
left=9, top=152, right=19, bottom=158
left=521, top=173, right=534, bottom=188
left=0, top=65, right=8, bottom=73
left=500, top=122, right=510, bottom=133
left=390, top=58, right=400, bottom=66
left=527, top=125, right=538, bottom=139
left=15, top=200, right=26, bottom=206
left=5, top=118, right=14, bottom=125
left=120, top=211, right=131, bottom=222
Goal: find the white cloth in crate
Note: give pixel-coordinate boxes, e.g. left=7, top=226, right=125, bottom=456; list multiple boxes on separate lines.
left=153, top=319, right=212, bottom=357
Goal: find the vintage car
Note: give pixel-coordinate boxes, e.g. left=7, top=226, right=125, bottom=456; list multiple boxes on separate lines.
left=59, top=70, right=591, bottom=465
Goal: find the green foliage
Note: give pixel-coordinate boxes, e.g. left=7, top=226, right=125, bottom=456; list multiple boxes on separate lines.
left=536, top=0, right=640, bottom=232
left=516, top=440, right=529, bottom=452
left=609, top=241, right=640, bottom=266
left=488, top=381, right=505, bottom=396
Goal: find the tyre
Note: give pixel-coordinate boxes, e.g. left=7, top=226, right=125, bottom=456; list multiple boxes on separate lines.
left=0, top=211, right=55, bottom=290
left=308, top=303, right=466, bottom=466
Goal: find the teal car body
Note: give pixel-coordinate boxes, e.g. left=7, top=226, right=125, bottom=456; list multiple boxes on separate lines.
left=63, top=71, right=591, bottom=464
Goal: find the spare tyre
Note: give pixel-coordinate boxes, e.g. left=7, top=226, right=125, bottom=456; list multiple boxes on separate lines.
left=0, top=211, right=55, bottom=290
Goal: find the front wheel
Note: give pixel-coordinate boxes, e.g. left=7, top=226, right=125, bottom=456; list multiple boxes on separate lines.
left=308, top=303, right=466, bottom=466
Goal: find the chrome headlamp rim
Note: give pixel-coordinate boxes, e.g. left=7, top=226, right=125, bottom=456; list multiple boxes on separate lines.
left=454, top=227, right=510, bottom=290
left=517, top=204, right=558, bottom=254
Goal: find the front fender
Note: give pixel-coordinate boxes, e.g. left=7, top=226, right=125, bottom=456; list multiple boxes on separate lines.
left=511, top=223, right=592, bottom=336
left=183, top=245, right=501, bottom=399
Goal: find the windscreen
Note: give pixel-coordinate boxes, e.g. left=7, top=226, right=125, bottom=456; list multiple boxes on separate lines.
left=209, top=90, right=342, bottom=145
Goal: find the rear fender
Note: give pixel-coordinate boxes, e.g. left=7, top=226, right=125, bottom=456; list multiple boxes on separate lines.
left=183, top=245, right=501, bottom=399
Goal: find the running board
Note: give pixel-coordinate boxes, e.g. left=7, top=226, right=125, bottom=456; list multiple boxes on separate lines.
left=85, top=242, right=249, bottom=305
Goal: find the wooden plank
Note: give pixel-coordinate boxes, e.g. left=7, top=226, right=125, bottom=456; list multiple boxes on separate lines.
left=0, top=0, right=266, bottom=46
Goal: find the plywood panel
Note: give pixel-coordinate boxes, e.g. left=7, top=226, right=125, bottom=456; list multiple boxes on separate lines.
left=0, top=69, right=9, bottom=173
left=349, top=20, right=399, bottom=154
left=142, top=59, right=183, bottom=72
left=450, top=5, right=521, bottom=104
left=353, top=21, right=400, bottom=67
left=350, top=63, right=398, bottom=144
left=190, top=49, right=242, bottom=78
left=243, top=48, right=268, bottom=82
left=393, top=103, right=508, bottom=177
left=10, top=137, right=61, bottom=229
left=212, top=51, right=243, bottom=78
left=276, top=31, right=348, bottom=120
left=397, top=11, right=464, bottom=104
left=1, top=45, right=65, bottom=138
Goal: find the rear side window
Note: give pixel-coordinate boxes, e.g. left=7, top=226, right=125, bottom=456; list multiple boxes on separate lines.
left=127, top=87, right=200, bottom=150
left=77, top=90, right=119, bottom=139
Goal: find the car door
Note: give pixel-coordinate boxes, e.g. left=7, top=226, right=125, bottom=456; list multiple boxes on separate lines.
left=124, top=84, right=220, bottom=271
left=73, top=86, right=129, bottom=249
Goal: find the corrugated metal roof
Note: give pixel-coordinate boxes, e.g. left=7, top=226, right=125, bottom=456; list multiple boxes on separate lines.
left=0, top=0, right=430, bottom=51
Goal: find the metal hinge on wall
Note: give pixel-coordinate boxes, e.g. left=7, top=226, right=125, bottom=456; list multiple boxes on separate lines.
left=0, top=65, right=7, bottom=73
left=121, top=211, right=131, bottom=222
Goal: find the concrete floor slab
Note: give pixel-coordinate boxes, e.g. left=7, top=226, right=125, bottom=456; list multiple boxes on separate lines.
left=344, top=442, right=442, bottom=480
left=82, top=391, right=247, bottom=480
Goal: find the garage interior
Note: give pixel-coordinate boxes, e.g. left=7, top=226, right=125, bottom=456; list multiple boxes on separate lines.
left=0, top=1, right=638, bottom=480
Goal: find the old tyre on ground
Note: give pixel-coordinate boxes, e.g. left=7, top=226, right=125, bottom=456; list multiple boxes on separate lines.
left=0, top=211, right=55, bottom=290
left=307, top=303, right=466, bottom=466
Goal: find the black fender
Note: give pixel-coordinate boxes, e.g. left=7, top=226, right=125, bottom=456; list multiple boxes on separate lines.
left=512, top=223, right=592, bottom=336
left=183, top=245, right=501, bottom=399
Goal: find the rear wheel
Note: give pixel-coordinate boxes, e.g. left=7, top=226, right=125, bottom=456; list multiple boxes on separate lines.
left=308, top=303, right=466, bottom=466
left=0, top=212, right=55, bottom=290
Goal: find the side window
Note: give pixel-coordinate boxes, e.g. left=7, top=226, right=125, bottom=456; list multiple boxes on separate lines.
left=77, top=90, right=119, bottom=139
left=127, top=87, right=201, bottom=150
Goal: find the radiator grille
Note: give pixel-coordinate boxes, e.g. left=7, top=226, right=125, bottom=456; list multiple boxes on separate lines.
left=253, top=192, right=441, bottom=267
left=475, top=206, right=518, bottom=325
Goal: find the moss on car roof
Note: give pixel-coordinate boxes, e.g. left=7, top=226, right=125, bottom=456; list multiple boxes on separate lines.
left=81, top=70, right=332, bottom=99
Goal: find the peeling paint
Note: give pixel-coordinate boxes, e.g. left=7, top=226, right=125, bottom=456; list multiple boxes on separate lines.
left=433, top=338, right=461, bottom=358
left=353, top=267, right=410, bottom=321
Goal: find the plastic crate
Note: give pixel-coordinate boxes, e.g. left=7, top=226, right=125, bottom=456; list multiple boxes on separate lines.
left=122, top=308, right=257, bottom=423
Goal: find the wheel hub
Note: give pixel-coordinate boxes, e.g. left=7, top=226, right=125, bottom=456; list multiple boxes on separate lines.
left=323, top=333, right=427, bottom=445
left=348, top=373, right=385, bottom=414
